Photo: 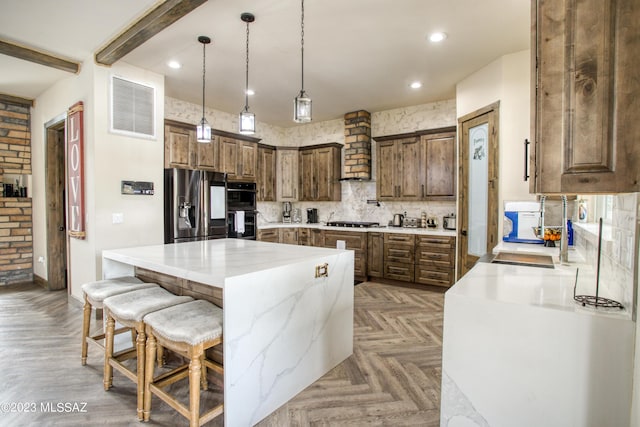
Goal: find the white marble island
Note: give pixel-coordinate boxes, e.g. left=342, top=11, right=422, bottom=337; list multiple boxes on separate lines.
left=102, top=239, right=354, bottom=426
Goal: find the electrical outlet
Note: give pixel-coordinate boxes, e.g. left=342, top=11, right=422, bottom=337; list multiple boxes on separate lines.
left=112, top=213, right=124, bottom=224
left=37, top=256, right=45, bottom=263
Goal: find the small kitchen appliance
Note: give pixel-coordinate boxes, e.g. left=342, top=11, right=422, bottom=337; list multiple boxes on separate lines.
left=503, top=201, right=543, bottom=244
left=292, top=208, right=301, bottom=223
left=283, top=201, right=292, bottom=223
left=307, top=208, right=318, bottom=224
left=392, top=213, right=404, bottom=227
left=402, top=217, right=419, bottom=228
left=443, top=213, right=456, bottom=230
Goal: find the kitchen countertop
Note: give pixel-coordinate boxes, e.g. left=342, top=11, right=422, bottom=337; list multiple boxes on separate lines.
left=258, top=222, right=457, bottom=237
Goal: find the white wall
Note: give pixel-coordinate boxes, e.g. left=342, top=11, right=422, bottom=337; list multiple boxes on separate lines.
left=31, top=59, right=165, bottom=301
left=456, top=50, right=533, bottom=237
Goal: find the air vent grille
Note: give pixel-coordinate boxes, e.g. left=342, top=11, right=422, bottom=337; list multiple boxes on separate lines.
left=111, top=76, right=155, bottom=138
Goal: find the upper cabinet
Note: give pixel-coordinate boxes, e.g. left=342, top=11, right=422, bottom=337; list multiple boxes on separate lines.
left=220, top=137, right=257, bottom=182
left=164, top=120, right=219, bottom=170
left=257, top=144, right=276, bottom=202
left=530, top=0, right=640, bottom=194
left=276, top=148, right=299, bottom=201
left=298, top=143, right=342, bottom=201
left=376, top=127, right=456, bottom=201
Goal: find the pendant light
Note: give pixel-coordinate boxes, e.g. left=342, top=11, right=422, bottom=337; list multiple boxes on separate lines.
left=196, top=35, right=212, bottom=143
left=239, top=13, right=256, bottom=134
left=293, top=0, right=311, bottom=123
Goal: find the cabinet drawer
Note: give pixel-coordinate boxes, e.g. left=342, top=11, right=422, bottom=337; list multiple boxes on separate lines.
left=354, top=253, right=366, bottom=278
left=416, top=236, right=454, bottom=251
left=384, top=262, right=414, bottom=282
left=323, top=232, right=366, bottom=251
left=384, top=245, right=414, bottom=264
left=415, top=265, right=453, bottom=287
left=258, top=228, right=279, bottom=243
left=416, top=249, right=452, bottom=268
left=384, top=233, right=415, bottom=245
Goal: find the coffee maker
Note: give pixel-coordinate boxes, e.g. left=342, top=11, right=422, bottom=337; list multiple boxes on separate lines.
left=283, top=202, right=292, bottom=223
left=306, top=208, right=318, bottom=224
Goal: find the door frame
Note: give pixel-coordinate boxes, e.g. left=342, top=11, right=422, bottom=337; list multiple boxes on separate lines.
left=457, top=102, right=500, bottom=278
left=44, top=113, right=69, bottom=291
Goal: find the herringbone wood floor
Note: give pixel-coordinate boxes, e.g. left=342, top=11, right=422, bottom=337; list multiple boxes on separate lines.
left=0, top=281, right=444, bottom=426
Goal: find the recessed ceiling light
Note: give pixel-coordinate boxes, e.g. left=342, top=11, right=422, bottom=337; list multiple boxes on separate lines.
left=167, top=60, right=181, bottom=69
left=410, top=81, right=422, bottom=89
left=246, top=89, right=255, bottom=96
left=429, top=32, right=447, bottom=43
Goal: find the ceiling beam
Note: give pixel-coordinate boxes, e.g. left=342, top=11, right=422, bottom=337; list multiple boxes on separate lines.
left=0, top=39, right=80, bottom=74
left=0, top=93, right=33, bottom=107
left=95, top=0, right=208, bottom=66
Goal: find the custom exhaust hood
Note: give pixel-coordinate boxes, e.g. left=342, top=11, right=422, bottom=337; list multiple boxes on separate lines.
left=341, top=110, right=372, bottom=181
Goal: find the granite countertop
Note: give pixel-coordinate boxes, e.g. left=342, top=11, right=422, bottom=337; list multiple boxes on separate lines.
left=102, top=238, right=350, bottom=288
left=259, top=222, right=457, bottom=237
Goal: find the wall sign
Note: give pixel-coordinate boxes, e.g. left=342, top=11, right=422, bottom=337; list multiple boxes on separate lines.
left=67, top=101, right=86, bottom=239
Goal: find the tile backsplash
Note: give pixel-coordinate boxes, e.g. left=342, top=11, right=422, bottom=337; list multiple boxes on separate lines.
left=573, top=193, right=638, bottom=316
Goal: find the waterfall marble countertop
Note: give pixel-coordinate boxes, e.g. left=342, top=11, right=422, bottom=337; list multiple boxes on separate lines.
left=258, top=222, right=457, bottom=237
left=440, top=247, right=634, bottom=427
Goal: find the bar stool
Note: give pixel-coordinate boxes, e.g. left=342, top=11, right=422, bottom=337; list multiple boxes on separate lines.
left=143, top=299, right=224, bottom=427
left=81, top=277, right=157, bottom=365
left=103, top=287, right=193, bottom=420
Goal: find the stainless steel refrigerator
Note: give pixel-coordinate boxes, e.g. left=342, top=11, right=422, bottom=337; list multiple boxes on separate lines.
left=164, top=168, right=226, bottom=243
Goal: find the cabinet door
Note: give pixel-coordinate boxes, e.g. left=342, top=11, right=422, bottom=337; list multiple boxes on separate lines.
left=239, top=141, right=257, bottom=181
left=315, top=146, right=335, bottom=201
left=279, top=228, right=298, bottom=245
left=164, top=124, right=193, bottom=168
left=194, top=135, right=219, bottom=171
left=277, top=148, right=299, bottom=201
left=367, top=232, right=384, bottom=278
left=532, top=0, right=640, bottom=193
left=398, top=138, right=421, bottom=200
left=220, top=137, right=239, bottom=179
left=423, top=133, right=455, bottom=199
left=377, top=140, right=397, bottom=199
left=257, top=146, right=276, bottom=201
left=299, top=149, right=315, bottom=201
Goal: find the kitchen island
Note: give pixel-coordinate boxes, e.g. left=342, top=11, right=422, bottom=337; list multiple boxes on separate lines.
left=102, top=239, right=354, bottom=426
left=440, top=257, right=634, bottom=427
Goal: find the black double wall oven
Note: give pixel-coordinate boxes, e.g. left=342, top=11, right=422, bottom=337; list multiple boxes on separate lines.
left=226, top=181, right=256, bottom=240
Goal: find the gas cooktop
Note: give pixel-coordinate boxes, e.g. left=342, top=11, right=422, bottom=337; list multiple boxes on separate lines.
left=326, top=221, right=380, bottom=228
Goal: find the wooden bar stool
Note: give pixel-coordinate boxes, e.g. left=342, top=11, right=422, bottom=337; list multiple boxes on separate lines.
left=103, top=287, right=193, bottom=420
left=143, top=299, right=224, bottom=427
left=81, top=277, right=157, bottom=365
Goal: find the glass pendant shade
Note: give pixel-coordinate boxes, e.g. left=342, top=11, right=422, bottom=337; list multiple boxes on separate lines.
left=196, top=117, right=211, bottom=142
left=239, top=108, right=255, bottom=134
left=294, top=91, right=312, bottom=123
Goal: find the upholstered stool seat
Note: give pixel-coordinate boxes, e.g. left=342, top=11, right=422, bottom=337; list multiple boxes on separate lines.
left=143, top=299, right=224, bottom=426
left=81, top=277, right=157, bottom=365
left=103, top=287, right=192, bottom=420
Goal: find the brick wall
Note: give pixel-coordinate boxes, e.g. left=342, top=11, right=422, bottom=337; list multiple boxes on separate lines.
left=0, top=98, right=32, bottom=285
left=343, top=110, right=371, bottom=179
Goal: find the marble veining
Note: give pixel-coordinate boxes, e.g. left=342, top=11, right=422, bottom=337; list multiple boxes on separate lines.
left=440, top=371, right=490, bottom=427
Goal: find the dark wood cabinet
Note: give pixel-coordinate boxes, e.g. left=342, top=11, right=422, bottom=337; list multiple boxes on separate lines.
left=322, top=230, right=366, bottom=280
left=257, top=144, right=276, bottom=201
left=164, top=121, right=219, bottom=170
left=298, top=143, right=341, bottom=201
left=220, top=137, right=258, bottom=182
left=383, top=233, right=415, bottom=282
left=367, top=232, right=384, bottom=278
left=276, top=147, right=299, bottom=201
left=414, top=235, right=455, bottom=287
left=257, top=228, right=279, bottom=243
left=530, top=0, right=640, bottom=193
left=376, top=127, right=456, bottom=201
left=279, top=228, right=298, bottom=245
left=422, top=132, right=456, bottom=200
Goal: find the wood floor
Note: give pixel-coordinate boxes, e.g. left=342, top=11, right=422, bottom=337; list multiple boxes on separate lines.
left=0, top=281, right=444, bottom=426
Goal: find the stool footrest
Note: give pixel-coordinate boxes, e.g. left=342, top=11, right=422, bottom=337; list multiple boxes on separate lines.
left=154, top=365, right=189, bottom=387
left=109, top=358, right=138, bottom=383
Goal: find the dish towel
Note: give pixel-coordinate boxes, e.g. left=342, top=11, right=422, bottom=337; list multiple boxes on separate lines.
left=235, top=211, right=245, bottom=234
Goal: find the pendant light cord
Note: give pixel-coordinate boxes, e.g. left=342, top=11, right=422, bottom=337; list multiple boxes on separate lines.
left=245, top=19, right=250, bottom=110
left=201, top=40, right=206, bottom=120
left=300, top=0, right=305, bottom=93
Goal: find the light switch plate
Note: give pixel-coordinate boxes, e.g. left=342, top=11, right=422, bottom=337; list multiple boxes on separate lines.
left=112, top=213, right=124, bottom=224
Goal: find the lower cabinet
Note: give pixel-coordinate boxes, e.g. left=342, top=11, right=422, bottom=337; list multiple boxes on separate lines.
left=322, top=230, right=367, bottom=280
left=279, top=228, right=299, bottom=245
left=383, top=233, right=415, bottom=282
left=415, top=235, right=455, bottom=287
left=367, top=232, right=384, bottom=278
left=257, top=228, right=279, bottom=243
